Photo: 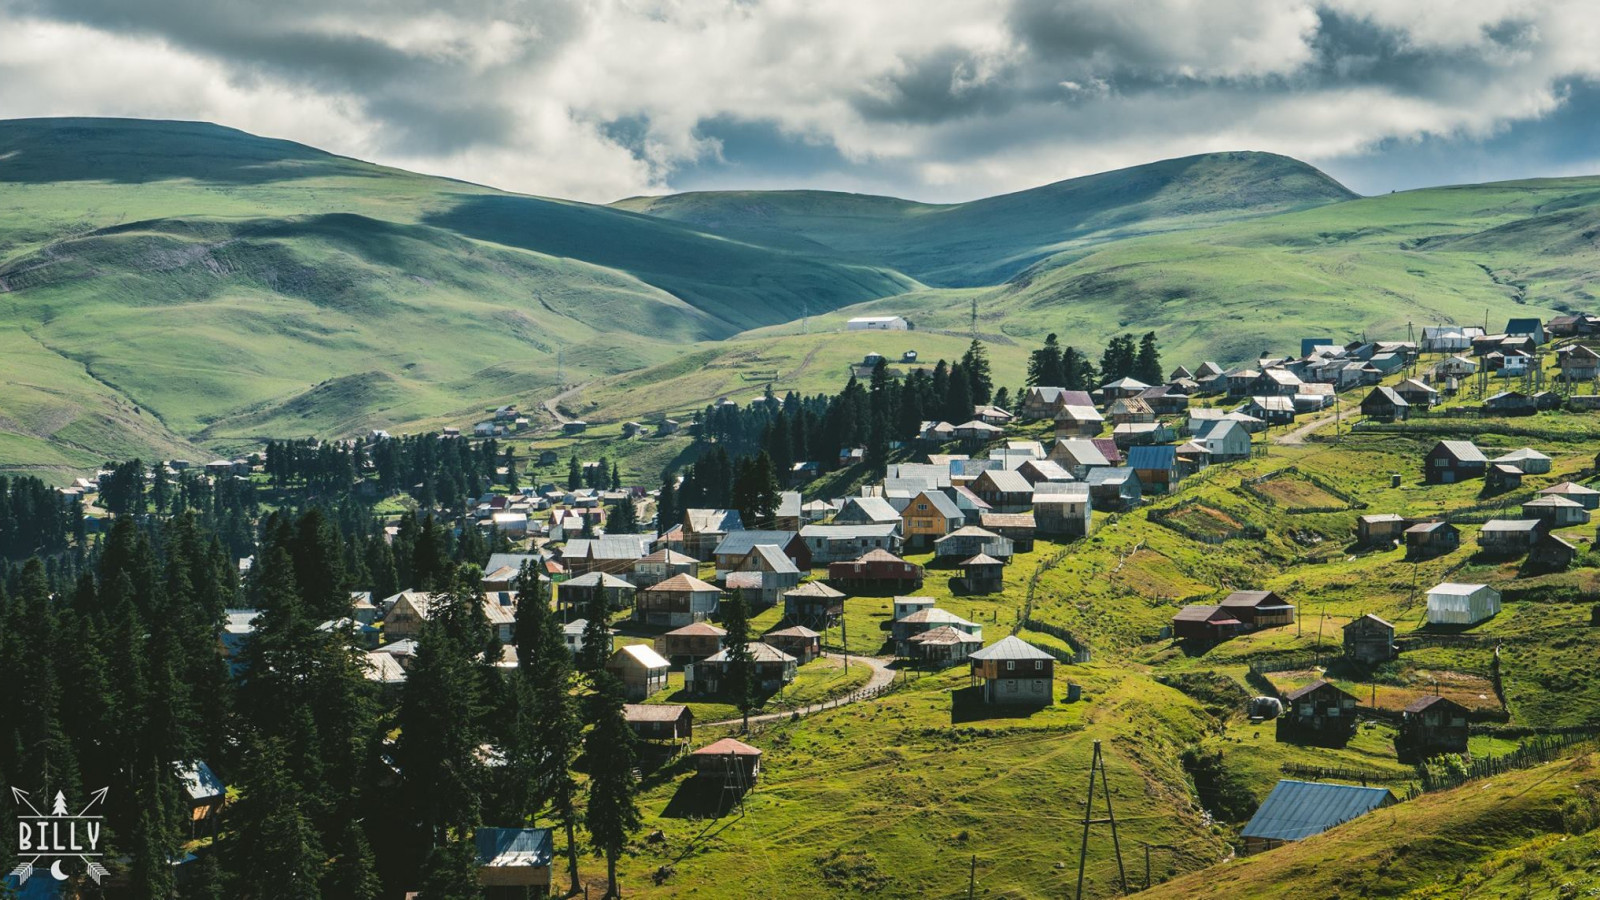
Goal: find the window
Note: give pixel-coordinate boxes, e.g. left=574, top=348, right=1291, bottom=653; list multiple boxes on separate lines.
left=1006, top=680, right=1017, bottom=692
left=1006, top=660, right=1015, bottom=671
left=1034, top=661, right=1043, bottom=671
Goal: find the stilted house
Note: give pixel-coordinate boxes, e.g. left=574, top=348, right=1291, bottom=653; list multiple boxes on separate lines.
left=1396, top=696, right=1470, bottom=762
left=967, top=636, right=1055, bottom=707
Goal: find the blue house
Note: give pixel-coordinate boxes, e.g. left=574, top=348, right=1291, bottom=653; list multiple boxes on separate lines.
left=1241, top=779, right=1395, bottom=854
left=1126, top=444, right=1180, bottom=493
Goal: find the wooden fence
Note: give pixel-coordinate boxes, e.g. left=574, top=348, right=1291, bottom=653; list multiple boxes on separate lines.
left=1148, top=497, right=1266, bottom=544
left=1417, top=731, right=1599, bottom=793
left=1237, top=465, right=1365, bottom=514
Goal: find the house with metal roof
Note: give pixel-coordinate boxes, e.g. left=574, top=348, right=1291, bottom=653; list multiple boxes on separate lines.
left=1426, top=583, right=1501, bottom=625
left=1241, top=780, right=1395, bottom=854
left=1477, top=519, right=1544, bottom=557
left=1424, top=440, right=1487, bottom=484
left=605, top=644, right=671, bottom=700
left=934, top=525, right=1014, bottom=562
left=967, top=636, right=1055, bottom=707
left=1127, top=444, right=1181, bottom=493
left=802, top=523, right=902, bottom=564
left=1086, top=467, right=1143, bottom=511
left=1278, top=680, right=1360, bottom=746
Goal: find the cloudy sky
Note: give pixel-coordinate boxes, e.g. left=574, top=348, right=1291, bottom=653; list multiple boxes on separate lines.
left=2, top=0, right=1598, bottom=203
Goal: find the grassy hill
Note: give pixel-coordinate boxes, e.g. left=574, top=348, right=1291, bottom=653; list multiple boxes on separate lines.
left=614, top=151, right=1357, bottom=286
left=0, top=118, right=916, bottom=468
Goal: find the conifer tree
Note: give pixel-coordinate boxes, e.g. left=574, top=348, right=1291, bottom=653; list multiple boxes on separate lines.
left=1135, top=331, right=1163, bottom=385
left=511, top=566, right=582, bottom=892
left=585, top=674, right=641, bottom=898
left=721, top=593, right=757, bottom=732
left=961, top=339, right=993, bottom=405
left=225, top=738, right=324, bottom=900
left=567, top=455, right=583, bottom=491
left=416, top=834, right=481, bottom=900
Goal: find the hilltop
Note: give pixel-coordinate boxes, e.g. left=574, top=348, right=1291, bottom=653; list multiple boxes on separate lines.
left=614, top=151, right=1357, bottom=286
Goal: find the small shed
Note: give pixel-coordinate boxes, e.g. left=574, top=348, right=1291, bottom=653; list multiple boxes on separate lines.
left=176, top=760, right=225, bottom=826
left=782, top=581, right=847, bottom=628
left=1426, top=583, right=1501, bottom=626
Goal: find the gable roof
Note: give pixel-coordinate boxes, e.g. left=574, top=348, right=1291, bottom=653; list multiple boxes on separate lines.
left=692, top=737, right=761, bottom=757
left=908, top=625, right=985, bottom=645
left=837, top=496, right=903, bottom=523
left=665, top=622, right=726, bottom=637
left=623, top=703, right=690, bottom=723
left=714, top=530, right=800, bottom=558
left=639, top=548, right=698, bottom=565
left=802, top=523, right=900, bottom=539
left=705, top=642, right=796, bottom=665
left=176, top=760, right=224, bottom=801
left=1431, top=440, right=1487, bottom=463
left=742, top=544, right=801, bottom=575
left=646, top=573, right=721, bottom=593
left=974, top=469, right=1034, bottom=494
left=969, top=635, right=1054, bottom=661
left=1126, top=445, right=1178, bottom=469
left=1241, top=780, right=1394, bottom=843
left=765, top=625, right=820, bottom=639
left=784, top=580, right=847, bottom=599
left=1053, top=438, right=1110, bottom=467
left=1285, top=679, right=1356, bottom=702
left=1404, top=694, right=1467, bottom=714
left=685, top=508, right=743, bottom=533
left=1343, top=613, right=1394, bottom=631
left=908, top=489, right=963, bottom=520
left=562, top=572, right=635, bottom=589
left=612, top=643, right=671, bottom=670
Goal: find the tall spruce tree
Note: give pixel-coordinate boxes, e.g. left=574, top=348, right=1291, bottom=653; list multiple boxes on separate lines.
left=584, top=675, right=641, bottom=899
left=511, top=566, right=582, bottom=893
left=961, top=340, right=993, bottom=405
left=721, top=593, right=757, bottom=732
left=1135, top=331, right=1163, bottom=385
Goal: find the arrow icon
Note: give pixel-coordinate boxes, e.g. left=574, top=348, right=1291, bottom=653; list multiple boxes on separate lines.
left=10, top=787, right=43, bottom=817
left=77, top=786, right=110, bottom=817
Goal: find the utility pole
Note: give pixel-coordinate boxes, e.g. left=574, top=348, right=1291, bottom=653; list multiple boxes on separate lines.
left=968, top=854, right=976, bottom=900
left=970, top=296, right=979, bottom=338
left=1074, top=740, right=1127, bottom=900
left=556, top=347, right=565, bottom=390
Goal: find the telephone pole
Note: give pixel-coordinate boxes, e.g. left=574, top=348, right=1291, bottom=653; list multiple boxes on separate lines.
left=1074, top=740, right=1127, bottom=900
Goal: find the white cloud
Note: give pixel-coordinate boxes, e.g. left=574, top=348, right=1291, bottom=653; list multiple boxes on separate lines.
left=2, top=0, right=1599, bottom=201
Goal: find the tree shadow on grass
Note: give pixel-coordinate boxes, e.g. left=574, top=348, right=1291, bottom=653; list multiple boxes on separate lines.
left=660, top=775, right=749, bottom=820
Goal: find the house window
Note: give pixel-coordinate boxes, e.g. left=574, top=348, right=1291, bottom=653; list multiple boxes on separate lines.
left=1006, top=660, right=1015, bottom=671
left=1006, top=680, right=1017, bottom=692
left=1034, top=661, right=1043, bottom=671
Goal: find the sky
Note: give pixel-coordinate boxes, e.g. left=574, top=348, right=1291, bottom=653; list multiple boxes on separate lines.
left=1, top=0, right=1598, bottom=204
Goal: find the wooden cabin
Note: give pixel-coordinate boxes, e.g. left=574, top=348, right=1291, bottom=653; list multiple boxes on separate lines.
left=763, top=625, right=822, bottom=663
left=1277, top=680, right=1359, bottom=746
left=656, top=622, right=726, bottom=665
left=827, top=549, right=923, bottom=594
left=1404, top=521, right=1460, bottom=560
left=1342, top=614, right=1397, bottom=665
left=691, top=738, right=762, bottom=785
left=967, top=636, right=1055, bottom=707
left=1395, top=696, right=1470, bottom=762
left=474, top=827, right=554, bottom=896
left=622, top=704, right=693, bottom=747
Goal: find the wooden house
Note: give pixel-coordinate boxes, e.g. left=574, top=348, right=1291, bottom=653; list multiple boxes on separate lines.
left=1101, top=376, right=1150, bottom=400
left=1107, top=397, right=1156, bottom=425
left=1052, top=404, right=1106, bottom=437
left=1394, top=378, right=1439, bottom=409
left=1127, top=444, right=1181, bottom=493
left=1342, top=614, right=1396, bottom=665
left=1424, top=440, right=1487, bottom=484
left=623, top=704, right=692, bottom=747
left=689, top=642, right=797, bottom=694
left=901, top=489, right=964, bottom=550
left=712, top=530, right=810, bottom=573
left=690, top=738, right=761, bottom=785
left=971, top=469, right=1035, bottom=513
left=563, top=534, right=652, bottom=578
left=1505, top=317, right=1546, bottom=344
left=967, top=636, right=1055, bottom=707
left=1426, top=582, right=1501, bottom=625
left=1495, top=448, right=1552, bottom=475
left=1033, top=482, right=1092, bottom=537
left=1404, top=521, right=1459, bottom=559
left=1528, top=532, right=1578, bottom=571
left=1537, top=482, right=1600, bottom=510
left=474, top=827, right=554, bottom=894
left=1396, top=696, right=1470, bottom=762
left=730, top=544, right=802, bottom=607
left=1086, top=467, right=1142, bottom=511
left=1193, top=419, right=1251, bottom=461
left=1483, top=390, right=1536, bottom=416
left=177, top=760, right=225, bottom=828
left=978, top=512, right=1036, bottom=552
left=1170, top=604, right=1242, bottom=643
left=832, top=496, right=902, bottom=527
left=633, top=548, right=699, bottom=589
left=557, top=572, right=634, bottom=616
left=1243, top=396, right=1296, bottom=425
left=892, top=608, right=982, bottom=653
left=1240, top=781, right=1394, bottom=855
left=1277, top=680, right=1359, bottom=745
left=934, top=526, right=1014, bottom=562
left=1218, top=590, right=1296, bottom=629
left=1050, top=438, right=1112, bottom=479
left=635, top=573, right=722, bottom=627
left=683, top=508, right=744, bottom=560
left=605, top=644, right=671, bottom=700
left=1360, top=386, right=1409, bottom=422
left=827, top=549, right=923, bottom=594
left=1486, top=463, right=1524, bottom=493
left=905, top=625, right=983, bottom=666
left=763, top=625, right=822, bottom=663
left=1477, top=520, right=1543, bottom=557
left=801, top=523, right=902, bottom=564
left=1356, top=513, right=1408, bottom=547
left=1557, top=344, right=1600, bottom=381
left=1522, top=495, right=1590, bottom=527
left=782, top=581, right=847, bottom=628
left=656, top=622, right=726, bottom=665
left=1137, top=385, right=1191, bottom=415
left=959, top=554, right=1005, bottom=594
left=1016, top=458, right=1074, bottom=485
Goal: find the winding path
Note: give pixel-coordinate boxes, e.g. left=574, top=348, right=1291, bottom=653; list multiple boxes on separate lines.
left=1273, top=408, right=1344, bottom=445
left=702, top=652, right=897, bottom=728
left=539, top=381, right=591, bottom=427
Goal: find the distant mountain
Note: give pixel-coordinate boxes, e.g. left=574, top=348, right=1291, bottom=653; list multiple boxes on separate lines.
left=613, top=152, right=1358, bottom=286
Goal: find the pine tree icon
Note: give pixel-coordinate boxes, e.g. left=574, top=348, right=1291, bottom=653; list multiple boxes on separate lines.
left=52, top=792, right=69, bottom=816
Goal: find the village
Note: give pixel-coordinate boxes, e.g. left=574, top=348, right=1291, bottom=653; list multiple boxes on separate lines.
left=40, top=309, right=1600, bottom=898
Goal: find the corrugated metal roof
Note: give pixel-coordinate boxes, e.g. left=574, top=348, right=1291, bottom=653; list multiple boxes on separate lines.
left=969, top=635, right=1053, bottom=661
left=1241, top=780, right=1393, bottom=843
left=475, top=827, right=555, bottom=868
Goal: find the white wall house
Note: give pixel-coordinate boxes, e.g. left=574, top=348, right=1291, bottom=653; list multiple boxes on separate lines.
left=1426, top=582, right=1501, bottom=625
left=847, top=316, right=909, bottom=331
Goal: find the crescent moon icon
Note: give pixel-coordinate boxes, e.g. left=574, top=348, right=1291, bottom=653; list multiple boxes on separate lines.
left=49, top=859, right=68, bottom=880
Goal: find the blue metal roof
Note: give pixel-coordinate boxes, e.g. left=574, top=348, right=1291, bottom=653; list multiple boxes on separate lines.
left=475, top=827, right=555, bottom=868
left=1241, top=780, right=1393, bottom=843
left=1126, top=445, right=1177, bottom=469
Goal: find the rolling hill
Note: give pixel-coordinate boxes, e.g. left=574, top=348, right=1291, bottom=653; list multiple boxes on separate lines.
left=5, top=116, right=1600, bottom=473
left=613, top=152, right=1358, bottom=286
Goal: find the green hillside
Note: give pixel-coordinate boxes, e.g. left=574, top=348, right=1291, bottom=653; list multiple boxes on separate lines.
left=0, top=118, right=917, bottom=468
left=614, top=152, right=1358, bottom=285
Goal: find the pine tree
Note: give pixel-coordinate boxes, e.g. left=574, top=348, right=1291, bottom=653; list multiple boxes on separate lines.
left=321, top=818, right=381, bottom=900
left=224, top=738, right=324, bottom=900
left=721, top=593, right=757, bottom=732
left=1135, top=331, right=1163, bottom=385
left=656, top=475, right=679, bottom=534
left=585, top=675, right=641, bottom=899
left=578, top=590, right=613, bottom=677
left=1027, top=334, right=1065, bottom=387
left=512, top=568, right=583, bottom=893
left=567, top=455, right=582, bottom=492
left=398, top=607, right=487, bottom=843
left=415, top=834, right=481, bottom=900
left=503, top=446, right=519, bottom=493
left=961, top=340, right=993, bottom=405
